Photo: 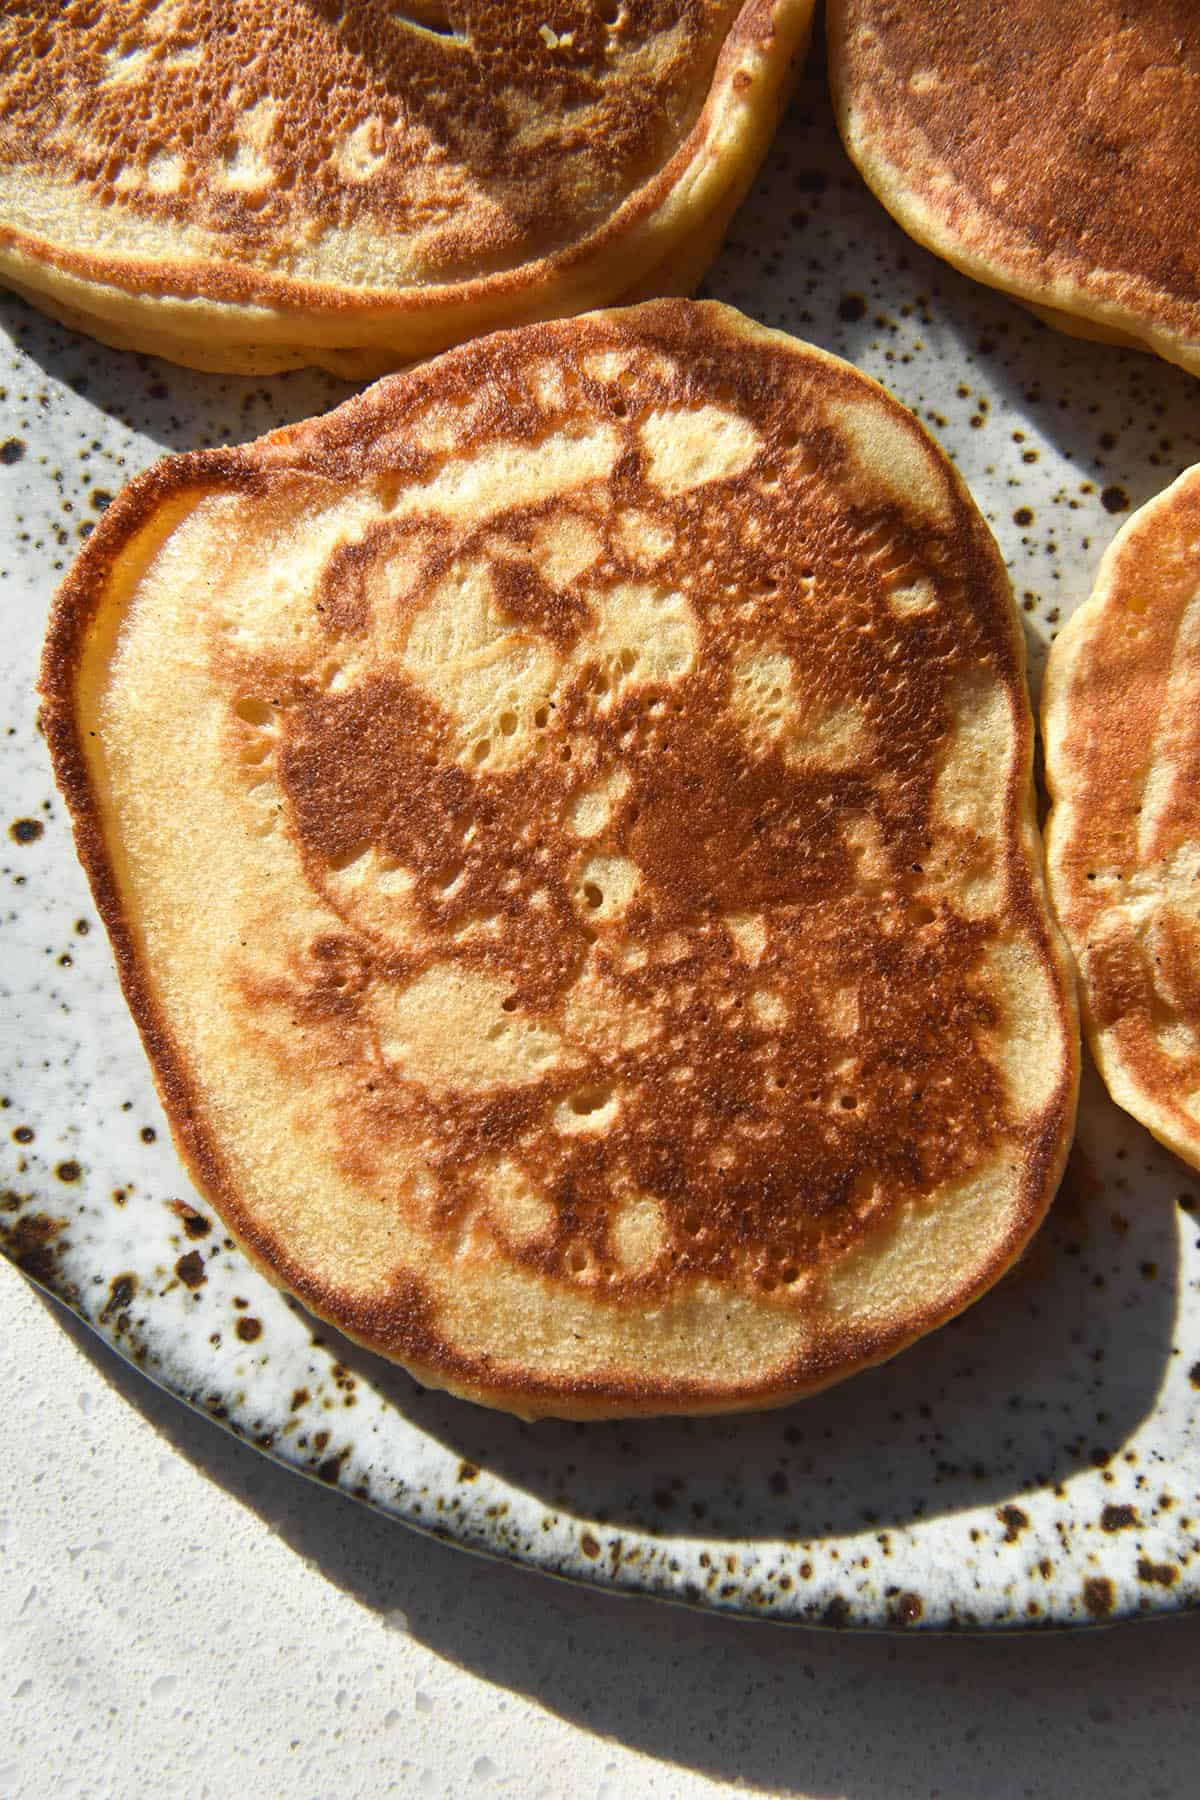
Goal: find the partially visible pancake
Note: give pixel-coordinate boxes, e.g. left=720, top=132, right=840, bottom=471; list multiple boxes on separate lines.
left=829, top=1, right=1200, bottom=379
left=40, top=298, right=1078, bottom=1418
left=0, top=1, right=813, bottom=376
left=1044, top=465, right=1200, bottom=1168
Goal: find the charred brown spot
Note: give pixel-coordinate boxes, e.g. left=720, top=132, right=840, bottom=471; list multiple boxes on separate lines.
left=99, top=1270, right=137, bottom=1324
left=316, top=1447, right=350, bottom=1484
left=9, top=818, right=43, bottom=844
left=998, top=1504, right=1029, bottom=1543
left=175, top=1249, right=207, bottom=1288
left=235, top=1315, right=262, bottom=1342
left=1137, top=1558, right=1178, bottom=1587
left=1100, top=1505, right=1137, bottom=1532
left=169, top=1200, right=212, bottom=1239
left=0, top=1210, right=65, bottom=1284
left=1082, top=1576, right=1115, bottom=1618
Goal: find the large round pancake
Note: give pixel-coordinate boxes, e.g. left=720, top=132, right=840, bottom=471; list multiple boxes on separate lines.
left=828, top=1, right=1200, bottom=380
left=0, top=1, right=813, bottom=376
left=40, top=298, right=1078, bottom=1419
left=1044, top=465, right=1200, bottom=1169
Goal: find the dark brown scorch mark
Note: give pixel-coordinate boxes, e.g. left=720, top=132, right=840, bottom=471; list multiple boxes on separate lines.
left=175, top=1250, right=207, bottom=1288
left=169, top=1199, right=212, bottom=1239
left=892, top=1591, right=923, bottom=1625
left=99, top=1271, right=137, bottom=1324
left=998, top=1505, right=1029, bottom=1543
left=1137, top=1558, right=1178, bottom=1587
left=1082, top=1577, right=1115, bottom=1618
left=219, top=321, right=1045, bottom=1304
left=0, top=1210, right=65, bottom=1285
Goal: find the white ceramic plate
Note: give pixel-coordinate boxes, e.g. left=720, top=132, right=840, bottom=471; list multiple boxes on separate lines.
left=5, top=68, right=1200, bottom=1629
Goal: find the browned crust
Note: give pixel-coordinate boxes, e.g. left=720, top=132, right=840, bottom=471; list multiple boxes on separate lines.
left=828, top=0, right=1200, bottom=379
left=0, top=1, right=813, bottom=369
left=1043, top=464, right=1200, bottom=1171
left=40, top=299, right=1079, bottom=1417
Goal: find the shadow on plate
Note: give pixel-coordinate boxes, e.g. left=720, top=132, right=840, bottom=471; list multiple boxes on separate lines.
left=0, top=288, right=355, bottom=456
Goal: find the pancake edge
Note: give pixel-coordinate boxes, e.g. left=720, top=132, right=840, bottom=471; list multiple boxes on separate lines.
left=1043, top=464, right=1200, bottom=1169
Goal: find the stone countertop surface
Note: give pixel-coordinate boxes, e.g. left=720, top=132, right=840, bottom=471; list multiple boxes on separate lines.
left=4, top=1268, right=1197, bottom=1799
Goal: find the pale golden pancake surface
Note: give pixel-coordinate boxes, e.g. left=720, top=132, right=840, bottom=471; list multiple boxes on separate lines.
left=0, top=0, right=813, bottom=374
left=1044, top=465, right=1200, bottom=1168
left=829, top=0, right=1200, bottom=378
left=41, top=299, right=1077, bottom=1417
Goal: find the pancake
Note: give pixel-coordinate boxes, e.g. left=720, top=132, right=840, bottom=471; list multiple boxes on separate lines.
left=828, top=1, right=1200, bottom=379
left=1044, top=465, right=1200, bottom=1168
left=40, top=297, right=1078, bottom=1418
left=0, top=1, right=813, bottom=377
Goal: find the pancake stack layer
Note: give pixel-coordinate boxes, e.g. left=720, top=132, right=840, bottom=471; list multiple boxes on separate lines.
left=0, top=0, right=814, bottom=373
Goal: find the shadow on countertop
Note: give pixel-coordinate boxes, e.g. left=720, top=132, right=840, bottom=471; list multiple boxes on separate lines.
left=36, top=1281, right=1200, bottom=1800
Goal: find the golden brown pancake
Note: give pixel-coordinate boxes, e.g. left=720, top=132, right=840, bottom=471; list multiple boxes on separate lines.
left=41, top=298, right=1078, bottom=1418
left=0, top=1, right=813, bottom=376
left=1044, top=465, right=1200, bottom=1168
left=829, top=1, right=1200, bottom=378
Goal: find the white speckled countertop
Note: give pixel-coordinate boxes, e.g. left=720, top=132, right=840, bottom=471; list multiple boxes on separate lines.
left=4, top=1271, right=1200, bottom=1797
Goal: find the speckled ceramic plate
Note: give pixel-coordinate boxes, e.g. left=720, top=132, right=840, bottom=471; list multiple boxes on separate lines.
left=5, top=68, right=1200, bottom=1631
